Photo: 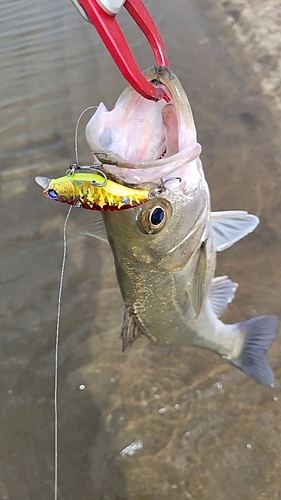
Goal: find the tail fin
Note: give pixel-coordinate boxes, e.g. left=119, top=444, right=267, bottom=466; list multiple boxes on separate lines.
left=230, top=315, right=279, bottom=387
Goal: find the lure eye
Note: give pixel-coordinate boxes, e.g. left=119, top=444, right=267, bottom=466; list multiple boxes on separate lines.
left=47, top=189, right=58, bottom=199
left=140, top=201, right=170, bottom=234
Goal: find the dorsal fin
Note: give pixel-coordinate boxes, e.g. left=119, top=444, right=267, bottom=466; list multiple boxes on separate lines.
left=209, top=275, right=238, bottom=317
left=211, top=211, right=259, bottom=251
left=121, top=305, right=145, bottom=352
left=79, top=214, right=109, bottom=244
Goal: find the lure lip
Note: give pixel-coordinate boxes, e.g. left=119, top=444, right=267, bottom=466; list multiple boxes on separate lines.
left=35, top=176, right=51, bottom=190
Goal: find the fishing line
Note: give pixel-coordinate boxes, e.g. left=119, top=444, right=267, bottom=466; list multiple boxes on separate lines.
left=54, top=105, right=97, bottom=500
left=54, top=204, right=72, bottom=500
left=73, top=105, right=98, bottom=167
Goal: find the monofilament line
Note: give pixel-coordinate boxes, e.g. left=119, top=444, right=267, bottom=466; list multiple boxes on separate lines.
left=74, top=105, right=98, bottom=164
left=54, top=105, right=97, bottom=499
left=54, top=205, right=72, bottom=500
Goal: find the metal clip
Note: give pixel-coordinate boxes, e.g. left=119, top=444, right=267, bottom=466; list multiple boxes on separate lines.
left=66, top=163, right=108, bottom=186
left=70, top=0, right=170, bottom=102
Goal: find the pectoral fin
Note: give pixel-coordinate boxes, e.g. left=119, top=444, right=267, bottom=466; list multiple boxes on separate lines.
left=79, top=214, right=109, bottom=244
left=121, top=305, right=145, bottom=352
left=210, top=275, right=238, bottom=317
left=211, top=211, right=259, bottom=251
left=188, top=242, right=207, bottom=317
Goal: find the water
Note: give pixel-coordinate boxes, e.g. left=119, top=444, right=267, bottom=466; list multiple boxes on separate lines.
left=1, top=0, right=281, bottom=498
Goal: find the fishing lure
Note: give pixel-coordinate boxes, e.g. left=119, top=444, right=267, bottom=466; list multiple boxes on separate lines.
left=35, top=171, right=150, bottom=211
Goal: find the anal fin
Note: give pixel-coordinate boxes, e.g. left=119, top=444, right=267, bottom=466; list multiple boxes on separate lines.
left=210, top=275, right=238, bottom=317
left=121, top=305, right=145, bottom=352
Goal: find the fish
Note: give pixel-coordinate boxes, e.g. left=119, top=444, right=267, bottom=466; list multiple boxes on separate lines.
left=81, top=66, right=279, bottom=387
left=35, top=67, right=278, bottom=386
left=35, top=172, right=150, bottom=211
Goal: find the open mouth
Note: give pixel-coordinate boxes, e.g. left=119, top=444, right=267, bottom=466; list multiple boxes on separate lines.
left=85, top=67, right=202, bottom=185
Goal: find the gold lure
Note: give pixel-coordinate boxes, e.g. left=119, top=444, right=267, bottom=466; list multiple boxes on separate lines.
left=35, top=172, right=150, bottom=211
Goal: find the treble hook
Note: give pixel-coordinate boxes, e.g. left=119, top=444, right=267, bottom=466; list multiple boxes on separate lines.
left=148, top=176, right=182, bottom=198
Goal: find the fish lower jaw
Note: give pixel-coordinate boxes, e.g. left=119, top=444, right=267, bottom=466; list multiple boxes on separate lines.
left=93, top=145, right=202, bottom=189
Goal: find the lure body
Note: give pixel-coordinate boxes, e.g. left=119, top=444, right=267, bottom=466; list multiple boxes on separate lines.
left=36, top=172, right=150, bottom=211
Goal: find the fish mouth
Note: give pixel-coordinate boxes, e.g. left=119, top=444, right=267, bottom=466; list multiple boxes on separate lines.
left=85, top=67, right=202, bottom=186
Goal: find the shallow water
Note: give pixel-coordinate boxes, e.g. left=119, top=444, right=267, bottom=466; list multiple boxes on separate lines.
left=1, top=0, right=281, bottom=499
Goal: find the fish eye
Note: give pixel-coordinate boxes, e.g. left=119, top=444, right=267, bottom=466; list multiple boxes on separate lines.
left=47, top=189, right=58, bottom=199
left=140, top=201, right=170, bottom=234
left=150, top=206, right=165, bottom=226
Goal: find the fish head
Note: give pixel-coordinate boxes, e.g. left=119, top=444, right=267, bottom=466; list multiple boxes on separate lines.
left=93, top=67, right=209, bottom=267
left=103, top=173, right=209, bottom=271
